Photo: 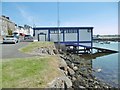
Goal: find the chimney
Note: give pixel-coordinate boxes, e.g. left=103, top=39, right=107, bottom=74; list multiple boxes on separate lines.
left=6, top=17, right=9, bottom=20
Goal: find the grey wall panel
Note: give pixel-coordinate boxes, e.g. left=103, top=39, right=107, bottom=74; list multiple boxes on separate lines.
left=79, top=29, right=91, bottom=41
left=65, top=33, right=77, bottom=41
left=50, top=33, right=63, bottom=42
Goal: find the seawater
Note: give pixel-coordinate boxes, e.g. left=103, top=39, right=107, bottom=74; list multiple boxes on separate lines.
left=92, top=42, right=119, bottom=87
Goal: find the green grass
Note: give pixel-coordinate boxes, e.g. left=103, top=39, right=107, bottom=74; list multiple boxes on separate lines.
left=19, top=41, right=54, bottom=53
left=2, top=41, right=61, bottom=88
left=2, top=56, right=61, bottom=88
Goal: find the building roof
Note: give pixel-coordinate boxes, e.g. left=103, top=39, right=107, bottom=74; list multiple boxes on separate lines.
left=33, top=27, right=94, bottom=30
left=0, top=15, right=15, bottom=25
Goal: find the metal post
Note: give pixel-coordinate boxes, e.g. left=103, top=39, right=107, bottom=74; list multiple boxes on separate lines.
left=57, top=1, right=60, bottom=50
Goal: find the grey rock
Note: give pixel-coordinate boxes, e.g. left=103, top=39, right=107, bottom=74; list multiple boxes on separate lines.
left=73, top=61, right=80, bottom=64
left=61, top=76, right=73, bottom=88
left=79, top=85, right=85, bottom=88
left=67, top=67, right=75, bottom=76
left=71, top=63, right=74, bottom=68
left=59, top=58, right=68, bottom=71
left=53, top=49, right=58, bottom=54
left=94, top=81, right=99, bottom=85
left=95, top=86, right=98, bottom=88
left=73, top=66, right=78, bottom=71
left=89, top=79, right=93, bottom=82
left=72, top=77, right=76, bottom=81
left=48, top=77, right=65, bottom=88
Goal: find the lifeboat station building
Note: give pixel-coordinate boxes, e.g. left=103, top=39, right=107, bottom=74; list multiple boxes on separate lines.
left=33, top=27, right=93, bottom=49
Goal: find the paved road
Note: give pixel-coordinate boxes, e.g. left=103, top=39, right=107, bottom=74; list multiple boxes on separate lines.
left=0, top=42, right=33, bottom=59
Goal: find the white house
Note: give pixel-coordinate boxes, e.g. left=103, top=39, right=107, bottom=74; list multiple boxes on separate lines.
left=24, top=25, right=33, bottom=36
left=14, top=25, right=33, bottom=36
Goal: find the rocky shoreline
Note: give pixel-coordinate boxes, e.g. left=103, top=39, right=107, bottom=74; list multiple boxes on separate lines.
left=28, top=44, right=116, bottom=89
left=57, top=51, right=113, bottom=89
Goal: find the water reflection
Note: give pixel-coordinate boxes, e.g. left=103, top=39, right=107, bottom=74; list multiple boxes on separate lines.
left=80, top=53, right=118, bottom=87
left=92, top=42, right=119, bottom=87
left=79, top=52, right=114, bottom=60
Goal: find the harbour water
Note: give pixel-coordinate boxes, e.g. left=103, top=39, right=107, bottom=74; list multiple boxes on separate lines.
left=93, top=42, right=119, bottom=87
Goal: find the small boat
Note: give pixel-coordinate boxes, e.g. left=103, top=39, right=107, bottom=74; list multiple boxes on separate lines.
left=100, top=42, right=104, bottom=44
left=104, top=41, right=110, bottom=44
left=95, top=41, right=99, bottom=43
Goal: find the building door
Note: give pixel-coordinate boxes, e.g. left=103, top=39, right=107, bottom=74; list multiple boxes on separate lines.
left=38, top=33, right=46, bottom=41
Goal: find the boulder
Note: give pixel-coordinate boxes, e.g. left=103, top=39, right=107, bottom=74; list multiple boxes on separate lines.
left=72, top=77, right=76, bottom=81
left=59, top=58, right=68, bottom=71
left=48, top=76, right=72, bottom=88
left=48, top=77, right=65, bottom=88
left=73, top=66, right=78, bottom=71
left=61, top=76, right=72, bottom=88
left=73, top=61, right=80, bottom=64
left=67, top=67, right=75, bottom=76
left=53, top=49, right=58, bottom=54
left=71, top=63, right=74, bottom=68
left=79, top=85, right=85, bottom=88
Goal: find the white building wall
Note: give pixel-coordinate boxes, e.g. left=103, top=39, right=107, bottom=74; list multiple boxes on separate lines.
left=24, top=29, right=28, bottom=35
left=0, top=16, right=15, bottom=36
left=35, top=30, right=48, bottom=40
left=30, top=28, right=33, bottom=36
left=19, top=28, right=24, bottom=34
left=79, top=29, right=91, bottom=41
left=13, top=27, right=20, bottom=35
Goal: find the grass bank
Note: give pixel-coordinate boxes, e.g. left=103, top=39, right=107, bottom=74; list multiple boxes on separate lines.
left=2, top=56, right=61, bottom=88
left=19, top=41, right=55, bottom=53
left=2, top=41, right=61, bottom=88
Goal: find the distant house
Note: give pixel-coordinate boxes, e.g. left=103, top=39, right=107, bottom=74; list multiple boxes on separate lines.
left=0, top=15, right=15, bottom=36
left=33, top=27, right=93, bottom=48
left=18, top=26, right=25, bottom=36
left=24, top=25, right=33, bottom=36
left=14, top=25, right=33, bottom=36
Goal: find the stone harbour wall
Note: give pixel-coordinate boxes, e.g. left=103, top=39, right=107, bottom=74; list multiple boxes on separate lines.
left=57, top=51, right=113, bottom=89
left=28, top=43, right=114, bottom=89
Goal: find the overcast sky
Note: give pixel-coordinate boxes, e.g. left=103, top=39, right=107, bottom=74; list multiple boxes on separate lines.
left=2, top=2, right=118, bottom=35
